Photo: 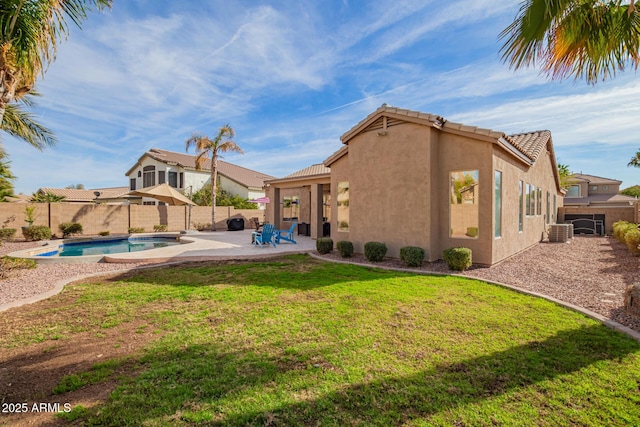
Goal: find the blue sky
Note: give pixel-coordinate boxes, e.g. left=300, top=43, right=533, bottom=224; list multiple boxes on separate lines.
left=4, top=0, right=640, bottom=194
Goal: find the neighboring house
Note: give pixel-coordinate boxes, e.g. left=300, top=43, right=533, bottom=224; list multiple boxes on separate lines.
left=559, top=173, right=637, bottom=234
left=35, top=187, right=133, bottom=204
left=125, top=148, right=275, bottom=206
left=266, top=105, right=565, bottom=266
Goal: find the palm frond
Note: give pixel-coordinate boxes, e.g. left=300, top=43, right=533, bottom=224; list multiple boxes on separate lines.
left=2, top=100, right=56, bottom=150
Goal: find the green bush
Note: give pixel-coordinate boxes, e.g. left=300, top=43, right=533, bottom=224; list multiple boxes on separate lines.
left=316, top=237, right=334, bottom=254
left=443, top=247, right=472, bottom=271
left=336, top=241, right=353, bottom=258
left=0, top=256, right=37, bottom=279
left=192, top=223, right=211, bottom=232
left=153, top=224, right=168, bottom=232
left=400, top=246, right=426, bottom=267
left=128, top=227, right=145, bottom=234
left=0, top=228, right=16, bottom=241
left=625, top=228, right=640, bottom=256
left=59, top=222, right=83, bottom=238
left=364, top=241, right=387, bottom=262
left=22, top=225, right=51, bottom=241
left=613, top=221, right=636, bottom=243
left=98, top=231, right=110, bottom=236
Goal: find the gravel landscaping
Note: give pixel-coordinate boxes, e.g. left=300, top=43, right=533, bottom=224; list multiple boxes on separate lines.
left=2, top=236, right=639, bottom=333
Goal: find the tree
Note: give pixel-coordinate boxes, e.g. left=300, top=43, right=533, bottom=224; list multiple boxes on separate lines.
left=185, top=124, right=244, bottom=230
left=557, top=163, right=574, bottom=189
left=0, top=93, right=56, bottom=201
left=621, top=185, right=640, bottom=197
left=66, top=183, right=84, bottom=189
left=30, top=190, right=65, bottom=202
left=0, top=0, right=112, bottom=123
left=192, top=181, right=258, bottom=209
left=628, top=149, right=640, bottom=168
left=500, top=1, right=640, bottom=83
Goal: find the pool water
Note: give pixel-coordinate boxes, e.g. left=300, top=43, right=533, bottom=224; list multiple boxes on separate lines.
left=51, top=237, right=180, bottom=257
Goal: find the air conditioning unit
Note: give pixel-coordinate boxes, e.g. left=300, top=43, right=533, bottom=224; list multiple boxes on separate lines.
left=548, top=224, right=573, bottom=242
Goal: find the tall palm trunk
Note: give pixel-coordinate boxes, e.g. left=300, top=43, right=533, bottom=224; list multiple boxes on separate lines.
left=211, top=156, right=218, bottom=231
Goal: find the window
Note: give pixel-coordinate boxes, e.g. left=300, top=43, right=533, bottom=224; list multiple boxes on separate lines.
left=546, top=191, right=550, bottom=224
left=518, top=180, right=523, bottom=232
left=168, top=172, right=178, bottom=188
left=529, top=185, right=536, bottom=216
left=566, top=185, right=580, bottom=198
left=553, top=195, right=557, bottom=222
left=130, top=178, right=136, bottom=191
left=143, top=165, right=155, bottom=187
left=179, top=172, right=184, bottom=189
left=591, top=185, right=598, bottom=191
left=337, top=181, right=349, bottom=231
left=283, top=196, right=299, bottom=221
left=525, top=184, right=531, bottom=216
left=143, top=201, right=155, bottom=206
left=537, top=187, right=542, bottom=215
left=494, top=171, right=502, bottom=238
left=603, top=185, right=609, bottom=191
left=158, top=170, right=166, bottom=184
left=450, top=170, right=479, bottom=238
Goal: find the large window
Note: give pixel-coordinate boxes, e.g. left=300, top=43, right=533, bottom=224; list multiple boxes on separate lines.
left=546, top=191, right=550, bottom=224
left=158, top=170, right=166, bottom=185
left=130, top=178, right=136, bottom=191
left=518, top=180, right=523, bottom=232
left=494, top=171, right=502, bottom=238
left=337, top=182, right=349, bottom=231
left=529, top=184, right=536, bottom=216
left=526, top=184, right=531, bottom=216
left=450, top=170, right=479, bottom=238
left=537, top=187, right=542, bottom=215
left=283, top=196, right=299, bottom=221
left=566, top=185, right=580, bottom=198
left=168, top=171, right=178, bottom=188
left=143, top=165, right=155, bottom=187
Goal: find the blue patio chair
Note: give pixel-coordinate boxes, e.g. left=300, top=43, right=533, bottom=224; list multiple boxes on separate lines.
left=275, top=221, right=297, bottom=244
left=252, top=223, right=277, bottom=248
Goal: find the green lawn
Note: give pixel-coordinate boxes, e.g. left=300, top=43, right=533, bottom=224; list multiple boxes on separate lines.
left=6, top=254, right=640, bottom=426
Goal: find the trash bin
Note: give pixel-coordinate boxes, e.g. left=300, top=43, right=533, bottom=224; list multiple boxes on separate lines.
left=226, top=218, right=245, bottom=231
left=323, top=222, right=330, bottom=237
left=298, top=222, right=310, bottom=236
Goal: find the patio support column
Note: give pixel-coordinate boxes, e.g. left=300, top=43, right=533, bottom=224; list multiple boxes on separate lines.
left=272, top=187, right=281, bottom=229
left=310, top=183, right=323, bottom=239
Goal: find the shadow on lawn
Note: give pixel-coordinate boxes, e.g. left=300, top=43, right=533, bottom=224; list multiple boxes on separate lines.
left=109, top=254, right=417, bottom=291
left=47, top=323, right=640, bottom=426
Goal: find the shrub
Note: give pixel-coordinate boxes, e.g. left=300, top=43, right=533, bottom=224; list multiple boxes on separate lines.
left=613, top=221, right=636, bottom=243
left=336, top=241, right=353, bottom=258
left=0, top=228, right=16, bottom=242
left=400, top=246, right=425, bottom=267
left=364, top=241, right=387, bottom=262
left=625, top=228, right=640, bottom=256
left=192, top=223, right=211, bottom=232
left=22, top=225, right=51, bottom=241
left=316, top=237, right=333, bottom=254
left=128, top=227, right=145, bottom=234
left=0, top=256, right=37, bottom=279
left=98, top=231, right=110, bottom=236
left=59, top=222, right=83, bottom=238
left=443, top=247, right=472, bottom=271
left=153, top=224, right=168, bottom=232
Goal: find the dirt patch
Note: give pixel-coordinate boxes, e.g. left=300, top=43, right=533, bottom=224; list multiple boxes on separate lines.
left=0, top=279, right=161, bottom=426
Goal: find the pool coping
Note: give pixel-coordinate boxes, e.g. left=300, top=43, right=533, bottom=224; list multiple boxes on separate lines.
left=5, top=233, right=189, bottom=264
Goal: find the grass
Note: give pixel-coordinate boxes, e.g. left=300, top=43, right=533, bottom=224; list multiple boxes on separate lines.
left=3, top=254, right=640, bottom=426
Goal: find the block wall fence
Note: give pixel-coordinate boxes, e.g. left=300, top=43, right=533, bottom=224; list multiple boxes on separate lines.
left=0, top=203, right=264, bottom=236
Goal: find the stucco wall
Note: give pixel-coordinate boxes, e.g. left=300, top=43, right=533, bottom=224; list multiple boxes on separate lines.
left=558, top=206, right=634, bottom=233
left=0, top=203, right=263, bottom=236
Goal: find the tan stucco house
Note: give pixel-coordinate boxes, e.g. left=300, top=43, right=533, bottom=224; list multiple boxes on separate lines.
left=266, top=105, right=566, bottom=265
left=125, top=148, right=275, bottom=206
left=559, top=173, right=637, bottom=234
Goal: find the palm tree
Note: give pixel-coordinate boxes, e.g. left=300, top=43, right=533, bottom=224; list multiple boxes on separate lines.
left=185, top=124, right=244, bottom=231
left=628, top=149, right=640, bottom=168
left=0, top=0, right=112, bottom=123
left=0, top=93, right=56, bottom=200
left=500, top=1, right=640, bottom=83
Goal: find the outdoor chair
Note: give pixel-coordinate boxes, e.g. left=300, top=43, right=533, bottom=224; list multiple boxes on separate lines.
left=252, top=223, right=277, bottom=248
left=275, top=221, right=297, bottom=244
left=249, top=217, right=263, bottom=231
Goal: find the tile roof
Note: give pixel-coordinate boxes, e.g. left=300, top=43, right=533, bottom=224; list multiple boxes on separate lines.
left=564, top=193, right=636, bottom=205
left=283, top=164, right=330, bottom=179
left=131, top=148, right=276, bottom=189
left=569, top=173, right=622, bottom=185
left=38, top=187, right=130, bottom=202
left=340, top=104, right=552, bottom=164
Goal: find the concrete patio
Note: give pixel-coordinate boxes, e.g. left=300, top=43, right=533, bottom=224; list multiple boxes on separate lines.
left=104, top=229, right=317, bottom=263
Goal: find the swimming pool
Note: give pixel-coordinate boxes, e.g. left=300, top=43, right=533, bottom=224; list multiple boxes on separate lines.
left=45, top=237, right=181, bottom=257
